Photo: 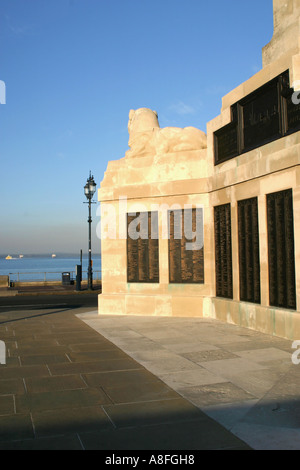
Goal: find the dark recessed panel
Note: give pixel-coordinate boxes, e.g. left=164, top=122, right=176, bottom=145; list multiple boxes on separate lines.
left=267, top=189, right=296, bottom=310
left=168, top=208, right=204, bottom=284
left=127, top=212, right=159, bottom=283
left=214, top=204, right=233, bottom=299
left=238, top=197, right=261, bottom=304
left=214, top=122, right=238, bottom=164
left=214, top=70, right=300, bottom=164
left=242, top=80, right=281, bottom=152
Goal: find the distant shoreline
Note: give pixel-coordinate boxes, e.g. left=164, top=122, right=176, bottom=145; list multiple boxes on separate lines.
left=0, top=253, right=101, bottom=259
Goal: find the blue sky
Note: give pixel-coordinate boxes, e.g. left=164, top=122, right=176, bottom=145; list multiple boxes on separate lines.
left=0, top=0, right=273, bottom=254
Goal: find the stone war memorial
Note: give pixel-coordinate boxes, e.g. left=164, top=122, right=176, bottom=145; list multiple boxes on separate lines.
left=98, top=0, right=300, bottom=341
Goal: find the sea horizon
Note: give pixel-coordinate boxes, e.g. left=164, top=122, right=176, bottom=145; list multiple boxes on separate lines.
left=0, top=252, right=101, bottom=259
left=0, top=254, right=102, bottom=282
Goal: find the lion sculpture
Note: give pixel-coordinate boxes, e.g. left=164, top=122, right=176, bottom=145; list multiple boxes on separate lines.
left=125, top=108, right=207, bottom=158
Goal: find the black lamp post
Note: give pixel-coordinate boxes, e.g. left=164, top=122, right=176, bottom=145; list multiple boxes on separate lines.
left=84, top=171, right=97, bottom=290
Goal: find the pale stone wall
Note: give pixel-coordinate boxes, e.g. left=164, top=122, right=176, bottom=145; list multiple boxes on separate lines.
left=262, top=0, right=300, bottom=68
left=0, top=276, right=9, bottom=288
left=98, top=0, right=300, bottom=340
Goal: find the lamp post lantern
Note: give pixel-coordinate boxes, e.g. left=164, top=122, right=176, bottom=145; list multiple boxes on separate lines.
left=84, top=171, right=97, bottom=290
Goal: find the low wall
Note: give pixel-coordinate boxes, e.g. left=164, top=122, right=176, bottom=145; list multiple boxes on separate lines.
left=11, top=279, right=101, bottom=288
left=208, top=297, right=300, bottom=341
left=0, top=276, right=9, bottom=287
left=11, top=280, right=65, bottom=287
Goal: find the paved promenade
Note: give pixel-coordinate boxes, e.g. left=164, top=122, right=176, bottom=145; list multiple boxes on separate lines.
left=0, top=304, right=250, bottom=450
left=79, top=312, right=300, bottom=451
left=0, top=292, right=299, bottom=450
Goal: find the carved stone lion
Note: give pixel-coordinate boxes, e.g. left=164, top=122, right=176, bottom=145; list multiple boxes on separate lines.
left=125, top=108, right=207, bottom=158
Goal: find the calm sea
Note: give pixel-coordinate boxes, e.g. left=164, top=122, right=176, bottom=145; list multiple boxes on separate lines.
left=0, top=255, right=101, bottom=282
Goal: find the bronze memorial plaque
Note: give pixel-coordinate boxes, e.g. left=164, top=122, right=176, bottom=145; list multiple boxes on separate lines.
left=214, top=203, right=233, bottom=299
left=214, top=71, right=300, bottom=164
left=267, top=189, right=296, bottom=310
left=238, top=197, right=261, bottom=304
left=168, top=208, right=204, bottom=284
left=127, top=211, right=159, bottom=283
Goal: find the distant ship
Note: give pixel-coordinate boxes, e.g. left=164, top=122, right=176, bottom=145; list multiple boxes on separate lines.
left=5, top=255, right=12, bottom=260
left=19, top=255, right=24, bottom=258
left=52, top=254, right=56, bottom=258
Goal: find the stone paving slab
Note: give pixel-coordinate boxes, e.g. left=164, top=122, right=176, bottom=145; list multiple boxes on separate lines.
left=79, top=312, right=300, bottom=450
left=78, top=419, right=249, bottom=451
left=0, top=308, right=250, bottom=450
